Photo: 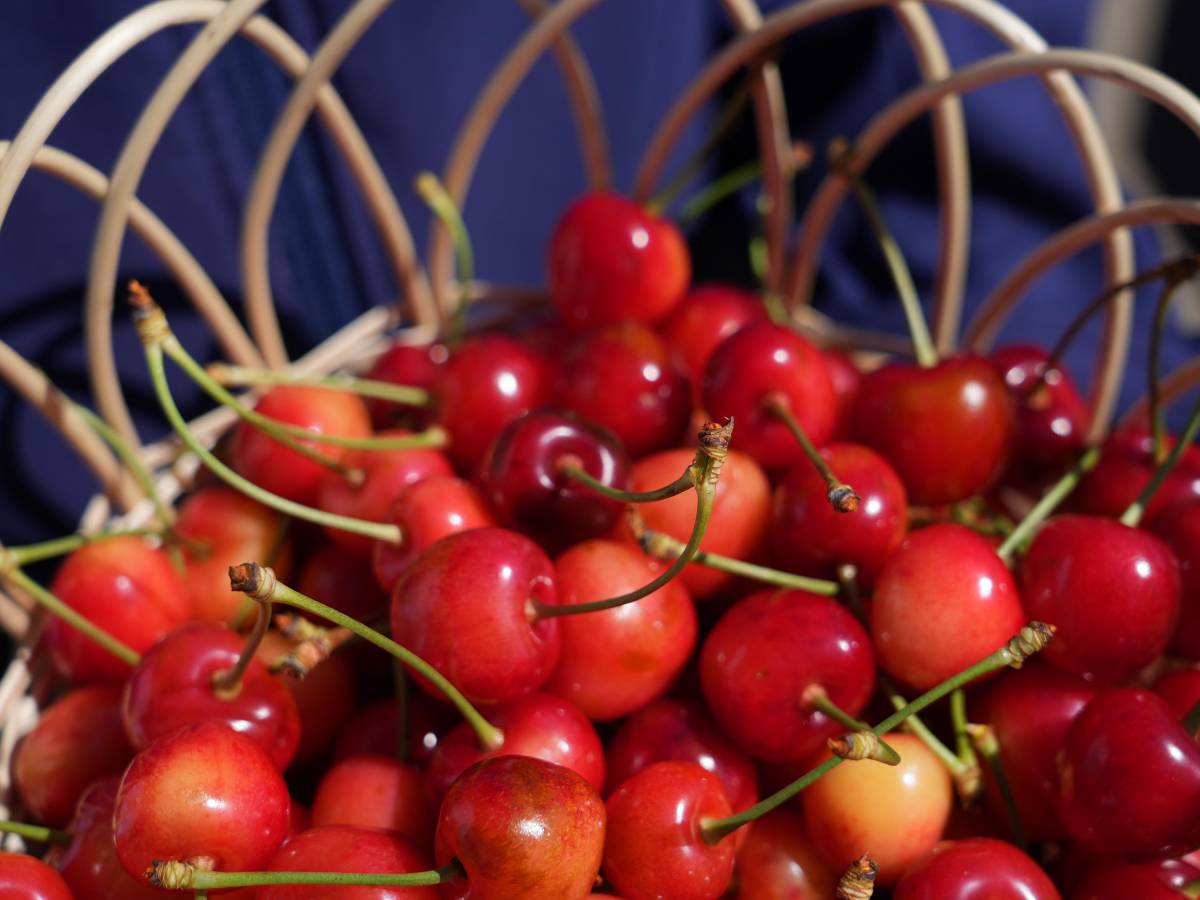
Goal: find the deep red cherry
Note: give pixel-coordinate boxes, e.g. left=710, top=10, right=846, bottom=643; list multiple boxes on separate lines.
left=481, top=408, right=630, bottom=553
left=391, top=527, right=560, bottom=705
left=733, top=807, right=837, bottom=900
left=700, top=588, right=875, bottom=764
left=434, top=334, right=557, bottom=474
left=989, top=344, right=1088, bottom=471
left=850, top=356, right=1016, bottom=505
left=701, top=322, right=836, bottom=472
left=114, top=721, right=291, bottom=882
left=824, top=349, right=862, bottom=438
left=258, top=825, right=437, bottom=899
left=1072, top=860, right=1200, bottom=900
left=1057, top=688, right=1200, bottom=860
left=296, top=543, right=389, bottom=624
left=547, top=192, right=690, bottom=331
left=231, top=385, right=371, bottom=504
left=122, top=622, right=301, bottom=770
left=1020, top=515, right=1180, bottom=681
left=871, top=523, right=1025, bottom=691
left=333, top=695, right=457, bottom=768
left=310, top=755, right=434, bottom=853
left=427, top=692, right=605, bottom=801
left=558, top=323, right=691, bottom=457
left=364, top=340, right=448, bottom=428
left=1149, top=500, right=1200, bottom=659
left=770, top=441, right=907, bottom=585
left=0, top=853, right=74, bottom=900
left=46, top=536, right=190, bottom=684
left=658, top=283, right=765, bottom=388
left=435, top=755, right=606, bottom=899
left=1153, top=666, right=1200, bottom=721
left=892, top=837, right=1060, bottom=899
left=1073, top=427, right=1200, bottom=519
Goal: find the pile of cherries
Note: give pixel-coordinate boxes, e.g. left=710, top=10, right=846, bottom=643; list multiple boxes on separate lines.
left=3, top=190, right=1200, bottom=900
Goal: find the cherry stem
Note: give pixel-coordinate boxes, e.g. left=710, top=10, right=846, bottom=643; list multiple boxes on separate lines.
left=229, top=563, right=503, bottom=752
left=0, top=820, right=71, bottom=845
left=678, top=160, right=762, bottom=223
left=558, top=460, right=694, bottom=504
left=73, top=402, right=175, bottom=529
left=882, top=675, right=979, bottom=800
left=765, top=393, right=860, bottom=512
left=1148, top=276, right=1187, bottom=464
left=4, top=529, right=159, bottom=569
left=1120, top=386, right=1200, bottom=528
left=804, top=684, right=900, bottom=764
left=829, top=138, right=937, bottom=368
left=207, top=364, right=431, bottom=408
left=269, top=617, right=354, bottom=678
left=415, top=172, right=473, bottom=346
left=699, top=621, right=1053, bottom=843
left=997, top=445, right=1102, bottom=561
left=1183, top=878, right=1200, bottom=900
left=966, top=722, right=1028, bottom=852
left=211, top=596, right=272, bottom=698
left=532, top=420, right=732, bottom=619
left=836, top=853, right=879, bottom=900
left=949, top=689, right=977, bottom=769
left=151, top=860, right=463, bottom=891
left=1184, top=697, right=1200, bottom=737
left=640, top=529, right=839, bottom=596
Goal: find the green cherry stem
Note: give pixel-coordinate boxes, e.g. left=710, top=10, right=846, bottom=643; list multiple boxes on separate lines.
left=151, top=860, right=463, bottom=892
left=4, top=529, right=159, bottom=568
left=73, top=402, right=175, bottom=528
left=0, top=820, right=71, bottom=845
left=699, top=622, right=1054, bottom=844
left=678, top=160, right=762, bottom=223
left=230, top=563, right=503, bottom=752
left=765, top=393, right=859, bottom=512
left=967, top=722, right=1028, bottom=852
left=950, top=688, right=977, bottom=769
left=558, top=460, right=695, bottom=504
left=1148, top=276, right=1188, bottom=463
left=997, top=445, right=1102, bottom=561
left=803, top=684, right=900, bottom=765
left=416, top=171, right=473, bottom=346
left=1184, top=878, right=1200, bottom=900
left=1120, top=386, right=1200, bottom=528
left=207, top=364, right=431, bottom=408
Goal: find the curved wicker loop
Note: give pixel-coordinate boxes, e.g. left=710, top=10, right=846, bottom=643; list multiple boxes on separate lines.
left=1123, top=356, right=1200, bottom=427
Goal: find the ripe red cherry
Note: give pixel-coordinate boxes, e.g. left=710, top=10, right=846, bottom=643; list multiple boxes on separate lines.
left=257, top=825, right=437, bottom=900
left=603, top=761, right=736, bottom=900
left=547, top=192, right=690, bottom=331
left=114, top=721, right=291, bottom=882
left=122, top=622, right=300, bottom=770
left=435, top=755, right=606, bottom=899
left=824, top=349, right=862, bottom=437
left=1153, top=665, right=1200, bottom=720
left=701, top=322, right=836, bottom=471
left=434, top=334, right=557, bottom=474
left=0, top=854, right=73, bottom=900
left=892, top=837, right=1060, bottom=899
left=1072, top=860, right=1200, bottom=900
left=310, top=756, right=434, bottom=853
left=1020, top=515, right=1180, bottom=681
left=391, top=527, right=560, bottom=705
left=297, top=543, right=389, bottom=624
left=850, top=356, right=1016, bottom=505
left=700, top=588, right=875, bottom=764
left=989, top=344, right=1088, bottom=471
left=1148, top=500, right=1200, bottom=659
left=733, top=807, right=837, bottom=900
left=1074, top=427, right=1200, bottom=519
left=481, top=409, right=630, bottom=553
left=1057, top=688, right=1200, bottom=860
left=558, top=323, right=691, bottom=457
left=364, top=340, right=448, bottom=428
left=545, top=539, right=697, bottom=720
left=46, top=535, right=189, bottom=684
left=231, top=385, right=371, bottom=504
left=770, top=441, right=907, bottom=585
left=870, top=523, right=1025, bottom=691
left=13, top=685, right=132, bottom=827
left=333, top=695, right=457, bottom=768
left=427, top=692, right=605, bottom=801
left=658, top=283, right=765, bottom=387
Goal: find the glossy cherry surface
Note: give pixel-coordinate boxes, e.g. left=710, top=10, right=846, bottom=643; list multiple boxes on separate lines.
left=824, top=349, right=862, bottom=438
left=310, top=756, right=433, bottom=853
left=364, top=340, right=447, bottom=428
left=658, top=283, right=765, bottom=387
left=297, top=543, right=389, bottom=624
left=733, top=807, right=837, bottom=900
left=1072, top=860, right=1200, bottom=900
left=0, top=854, right=73, bottom=900
left=1074, top=428, right=1200, bottom=519
left=1153, top=665, right=1200, bottom=720
left=1149, top=499, right=1200, bottom=659
left=989, top=344, right=1088, bottom=471
left=892, top=837, right=1060, bottom=899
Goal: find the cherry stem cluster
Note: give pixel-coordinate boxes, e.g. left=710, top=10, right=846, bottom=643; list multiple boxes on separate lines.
left=997, top=445, right=1101, bottom=561
left=151, top=860, right=463, bottom=891
left=967, top=721, right=1028, bottom=851
left=765, top=393, right=859, bottom=512
left=207, top=364, right=430, bottom=408
left=1120, top=386, right=1200, bottom=528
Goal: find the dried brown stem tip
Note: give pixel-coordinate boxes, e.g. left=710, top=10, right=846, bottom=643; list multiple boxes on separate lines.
left=1005, top=621, right=1055, bottom=668
left=127, top=280, right=171, bottom=346
left=836, top=853, right=879, bottom=900
left=698, top=418, right=733, bottom=462
left=828, top=484, right=861, bottom=513
left=828, top=731, right=900, bottom=766
left=228, top=562, right=276, bottom=602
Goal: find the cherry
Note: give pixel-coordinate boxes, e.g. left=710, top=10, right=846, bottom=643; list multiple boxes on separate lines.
left=257, top=825, right=437, bottom=899
left=770, top=441, right=907, bottom=585
left=364, top=340, right=448, bottom=428
left=1073, top=427, right=1200, bottom=520
left=333, top=695, right=457, bottom=768
left=231, top=385, right=371, bottom=504
left=390, top=527, right=560, bottom=705
left=434, top=334, right=557, bottom=474
left=700, top=321, right=836, bottom=472
left=892, top=837, right=1060, bottom=899
left=658, top=283, right=765, bottom=388
left=545, top=539, right=696, bottom=720
left=297, top=543, right=389, bottom=624
left=558, top=323, right=691, bottom=457
left=12, top=685, right=133, bottom=827
left=700, top=588, right=875, bottom=764
left=481, top=408, right=630, bottom=553
left=435, top=755, right=605, bottom=899
left=46, top=535, right=189, bottom=684
left=427, top=692, right=605, bottom=801
left=0, top=854, right=73, bottom=900
left=850, top=356, right=1016, bottom=505
left=1148, top=500, right=1200, bottom=659
left=871, top=523, right=1025, bottom=691
left=603, top=761, right=736, bottom=900
left=802, top=733, right=953, bottom=886
left=823, top=349, right=862, bottom=438
left=114, top=721, right=291, bottom=882
left=310, top=756, right=434, bottom=853
left=1057, top=688, right=1200, bottom=860
left=733, top=807, right=837, bottom=900
left=1072, top=860, right=1200, bottom=900
left=1153, top=666, right=1200, bottom=721
left=547, top=192, right=690, bottom=331
left=989, top=344, right=1088, bottom=471
left=1020, top=515, right=1180, bottom=681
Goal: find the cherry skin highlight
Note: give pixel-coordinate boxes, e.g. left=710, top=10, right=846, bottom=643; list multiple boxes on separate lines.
left=1148, top=499, right=1200, bottom=659
left=989, top=343, right=1088, bottom=471
left=733, top=807, right=837, bottom=900
left=310, top=755, right=434, bottom=853
left=892, top=837, right=1060, bottom=900
left=0, top=854, right=73, bottom=900
left=658, top=282, right=765, bottom=388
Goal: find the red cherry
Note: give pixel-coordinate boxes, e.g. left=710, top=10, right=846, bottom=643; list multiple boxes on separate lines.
left=257, top=825, right=437, bottom=900
left=700, top=588, right=875, bottom=764
left=989, top=344, right=1088, bottom=471
left=435, top=756, right=606, bottom=899
left=0, top=854, right=73, bottom=900
left=333, top=696, right=457, bottom=768
left=770, top=442, right=907, bottom=585
left=13, top=685, right=133, bottom=827
left=701, top=322, right=836, bottom=472
left=434, top=335, right=557, bottom=474
left=850, top=356, right=1016, bottom=505
left=1072, top=860, right=1200, bottom=900
left=892, top=837, right=1060, bottom=899
left=548, top=192, right=690, bottom=331
left=1074, top=428, right=1200, bottom=519
left=733, top=807, right=837, bottom=900
left=310, top=756, right=434, bottom=853
left=390, top=528, right=560, bottom=705
left=114, top=721, right=291, bottom=882
left=46, top=536, right=189, bottom=684
left=545, top=539, right=696, bottom=720
left=297, top=544, right=389, bottom=624
left=1148, top=500, right=1200, bottom=659
left=1153, top=666, right=1200, bottom=720
left=231, top=385, right=371, bottom=504
left=558, top=323, right=691, bottom=457
left=1020, top=515, right=1180, bottom=681
left=871, top=523, right=1025, bottom=691
left=427, top=692, right=605, bottom=801
left=603, top=761, right=736, bottom=900
left=824, top=349, right=862, bottom=438
left=364, top=340, right=448, bottom=428
left=1057, top=688, right=1200, bottom=860
left=658, top=283, right=765, bottom=387
left=481, top=409, right=630, bottom=553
